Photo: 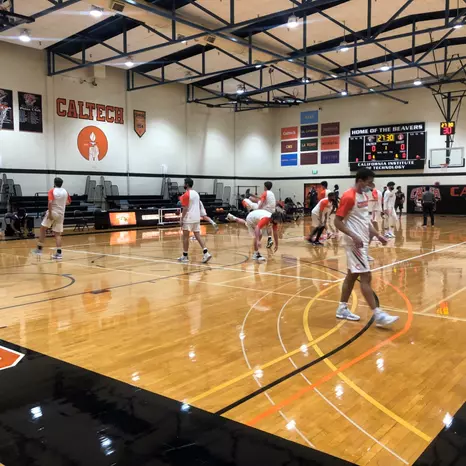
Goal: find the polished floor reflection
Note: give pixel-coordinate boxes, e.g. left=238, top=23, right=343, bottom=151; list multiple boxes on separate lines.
left=0, top=215, right=465, bottom=465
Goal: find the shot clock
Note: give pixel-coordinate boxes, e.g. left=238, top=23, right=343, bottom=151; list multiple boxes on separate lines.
left=349, top=122, right=426, bottom=170
left=440, top=121, right=455, bottom=136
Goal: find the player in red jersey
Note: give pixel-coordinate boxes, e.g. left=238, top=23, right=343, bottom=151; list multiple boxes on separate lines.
left=334, top=168, right=399, bottom=328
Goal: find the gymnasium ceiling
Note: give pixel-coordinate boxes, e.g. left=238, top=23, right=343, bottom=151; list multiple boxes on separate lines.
left=1, top=0, right=466, bottom=110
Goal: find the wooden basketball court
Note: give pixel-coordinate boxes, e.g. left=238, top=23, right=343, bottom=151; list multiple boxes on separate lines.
left=0, top=216, right=465, bottom=465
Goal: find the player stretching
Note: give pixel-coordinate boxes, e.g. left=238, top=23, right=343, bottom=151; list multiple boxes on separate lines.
left=33, top=177, right=70, bottom=260
left=178, top=178, right=212, bottom=264
left=200, top=201, right=218, bottom=231
left=383, top=181, right=397, bottom=238
left=334, top=168, right=399, bottom=327
left=227, top=210, right=282, bottom=262
left=243, top=181, right=276, bottom=248
left=308, top=192, right=336, bottom=246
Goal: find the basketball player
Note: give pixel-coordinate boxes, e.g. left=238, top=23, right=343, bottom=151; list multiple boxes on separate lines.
left=318, top=181, right=331, bottom=201
left=334, top=168, right=399, bottom=327
left=367, top=185, right=383, bottom=261
left=383, top=181, right=397, bottom=238
left=33, top=177, right=71, bottom=260
left=308, top=192, right=336, bottom=246
left=369, top=186, right=383, bottom=232
left=227, top=210, right=282, bottom=262
left=199, top=201, right=219, bottom=231
left=244, top=181, right=276, bottom=248
left=395, top=186, right=405, bottom=218
left=178, top=177, right=212, bottom=264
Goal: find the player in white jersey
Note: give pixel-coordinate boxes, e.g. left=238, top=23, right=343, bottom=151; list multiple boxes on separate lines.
left=33, top=178, right=71, bottom=260
left=383, top=181, right=397, bottom=238
left=308, top=192, right=336, bottom=245
left=334, top=168, right=399, bottom=328
left=369, top=187, right=383, bottom=229
left=199, top=201, right=218, bottom=231
left=178, top=178, right=212, bottom=264
left=243, top=181, right=277, bottom=248
left=227, top=210, right=282, bottom=262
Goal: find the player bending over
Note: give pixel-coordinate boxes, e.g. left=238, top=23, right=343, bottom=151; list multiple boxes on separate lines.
left=227, top=210, right=282, bottom=262
left=243, top=181, right=277, bottom=249
left=308, top=192, right=336, bottom=246
left=33, top=177, right=71, bottom=260
left=178, top=178, right=212, bottom=264
left=334, top=168, right=399, bottom=328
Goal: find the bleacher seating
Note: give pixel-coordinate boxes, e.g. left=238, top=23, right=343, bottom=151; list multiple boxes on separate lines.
left=9, top=194, right=94, bottom=226
left=200, top=193, right=228, bottom=217
left=106, top=195, right=174, bottom=210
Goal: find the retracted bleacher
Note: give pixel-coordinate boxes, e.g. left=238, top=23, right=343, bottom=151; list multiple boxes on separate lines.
left=106, top=195, right=173, bottom=210
left=9, top=194, right=93, bottom=226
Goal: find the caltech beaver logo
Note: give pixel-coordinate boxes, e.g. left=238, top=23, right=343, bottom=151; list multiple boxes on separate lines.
left=77, top=126, right=108, bottom=162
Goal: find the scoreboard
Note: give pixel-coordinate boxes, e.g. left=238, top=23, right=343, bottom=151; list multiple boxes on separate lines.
left=349, top=122, right=426, bottom=170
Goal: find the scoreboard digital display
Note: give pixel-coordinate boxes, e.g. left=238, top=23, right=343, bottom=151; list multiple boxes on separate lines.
left=440, top=121, right=455, bottom=136
left=349, top=122, right=426, bottom=170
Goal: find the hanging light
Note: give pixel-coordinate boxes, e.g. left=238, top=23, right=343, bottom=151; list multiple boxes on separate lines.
left=125, top=56, right=134, bottom=68
left=339, top=41, right=350, bottom=52
left=19, top=29, right=31, bottom=43
left=339, top=21, right=350, bottom=52
left=236, top=84, right=246, bottom=94
left=301, top=77, right=311, bottom=83
left=369, top=88, right=375, bottom=92
left=413, top=77, right=422, bottom=86
left=331, top=74, right=338, bottom=78
left=341, top=90, right=348, bottom=96
left=454, top=23, right=463, bottom=29
left=89, top=5, right=104, bottom=18
left=177, top=34, right=187, bottom=44
left=380, top=46, right=391, bottom=71
left=288, top=14, right=299, bottom=28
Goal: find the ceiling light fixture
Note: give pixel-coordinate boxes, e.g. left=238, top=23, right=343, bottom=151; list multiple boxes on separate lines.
left=369, top=88, right=374, bottom=92
left=236, top=84, right=245, bottom=95
left=341, top=90, right=348, bottom=96
left=125, top=56, right=134, bottom=68
left=454, top=23, right=463, bottom=29
left=89, top=5, right=104, bottom=18
left=380, top=64, right=391, bottom=72
left=255, top=63, right=262, bottom=69
left=331, top=74, right=338, bottom=78
left=339, top=21, right=350, bottom=52
left=288, top=14, right=299, bottom=29
left=339, top=41, right=350, bottom=53
left=19, top=29, right=31, bottom=43
left=301, top=77, right=311, bottom=83
left=177, top=34, right=187, bottom=44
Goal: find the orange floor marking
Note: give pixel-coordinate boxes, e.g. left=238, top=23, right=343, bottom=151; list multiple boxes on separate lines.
left=246, top=282, right=414, bottom=427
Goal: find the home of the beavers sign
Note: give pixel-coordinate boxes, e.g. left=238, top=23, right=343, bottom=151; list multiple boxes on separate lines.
left=56, top=98, right=124, bottom=124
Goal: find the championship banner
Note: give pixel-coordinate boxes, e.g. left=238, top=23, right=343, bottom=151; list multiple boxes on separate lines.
left=133, top=110, right=146, bottom=138
left=0, top=88, right=14, bottom=130
left=18, top=92, right=43, bottom=133
left=408, top=184, right=466, bottom=215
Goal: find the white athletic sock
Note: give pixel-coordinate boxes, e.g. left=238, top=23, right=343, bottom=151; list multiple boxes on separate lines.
left=338, top=302, right=348, bottom=309
left=373, top=307, right=382, bottom=314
